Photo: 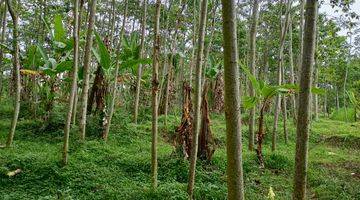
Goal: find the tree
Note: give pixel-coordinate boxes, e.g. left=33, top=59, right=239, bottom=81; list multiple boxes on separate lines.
left=248, top=0, right=259, bottom=151
left=272, top=0, right=291, bottom=151
left=187, top=0, right=208, bottom=198
left=102, top=0, right=128, bottom=141
left=5, top=0, right=21, bottom=147
left=134, top=0, right=147, bottom=124
left=62, top=0, right=80, bottom=166
left=79, top=0, right=97, bottom=140
left=221, top=0, right=244, bottom=199
left=293, top=0, right=318, bottom=199
left=151, top=0, right=161, bottom=189
left=0, top=1, right=6, bottom=100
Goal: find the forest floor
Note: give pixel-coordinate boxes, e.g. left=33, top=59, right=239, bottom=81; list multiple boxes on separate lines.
left=0, top=104, right=359, bottom=200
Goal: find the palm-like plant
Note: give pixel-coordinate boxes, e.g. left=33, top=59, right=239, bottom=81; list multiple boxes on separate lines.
left=241, top=64, right=296, bottom=168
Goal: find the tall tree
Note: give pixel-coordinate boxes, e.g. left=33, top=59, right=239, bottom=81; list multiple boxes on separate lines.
left=272, top=0, right=291, bottom=151
left=151, top=0, right=161, bottom=189
left=293, top=0, right=318, bottom=199
left=0, top=1, right=7, bottom=100
left=134, top=0, right=147, bottom=124
left=187, top=0, right=208, bottom=198
left=248, top=0, right=259, bottom=151
left=102, top=0, right=128, bottom=141
left=5, top=0, right=21, bottom=147
left=221, top=0, right=245, bottom=198
left=62, top=0, right=80, bottom=166
left=79, top=0, right=97, bottom=140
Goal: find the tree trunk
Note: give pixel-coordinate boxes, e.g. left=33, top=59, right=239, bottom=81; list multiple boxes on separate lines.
left=151, top=0, right=161, bottom=189
left=221, top=0, right=245, bottom=199
left=289, top=17, right=297, bottom=122
left=187, top=0, right=208, bottom=198
left=0, top=2, right=6, bottom=100
left=62, top=0, right=80, bottom=165
left=272, top=0, right=291, bottom=152
left=134, top=0, right=147, bottom=124
left=293, top=0, right=318, bottom=199
left=102, top=0, right=128, bottom=141
left=5, top=0, right=21, bottom=147
left=248, top=0, right=259, bottom=151
left=79, top=0, right=97, bottom=140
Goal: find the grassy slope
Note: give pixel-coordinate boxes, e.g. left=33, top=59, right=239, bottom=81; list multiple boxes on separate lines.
left=0, top=105, right=359, bottom=200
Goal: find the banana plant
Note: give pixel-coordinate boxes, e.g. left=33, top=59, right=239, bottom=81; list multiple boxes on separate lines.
left=241, top=64, right=296, bottom=168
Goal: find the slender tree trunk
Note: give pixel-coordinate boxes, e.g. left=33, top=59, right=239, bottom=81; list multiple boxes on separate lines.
left=296, top=0, right=305, bottom=115
left=0, top=3, right=6, bottom=100
left=62, top=0, right=80, bottom=165
left=336, top=87, right=339, bottom=111
left=79, top=0, right=97, bottom=140
left=134, top=0, right=147, bottom=124
left=102, top=0, right=128, bottom=141
left=164, top=0, right=185, bottom=127
left=109, top=0, right=116, bottom=44
left=272, top=0, right=291, bottom=151
left=189, top=0, right=197, bottom=87
left=71, top=0, right=84, bottom=126
left=5, top=0, right=21, bottom=147
left=288, top=18, right=297, bottom=123
left=248, top=0, right=259, bottom=151
left=343, top=33, right=352, bottom=122
left=313, top=65, right=319, bottom=121
left=293, top=0, right=318, bottom=199
left=188, top=0, right=208, bottom=198
left=151, top=0, right=161, bottom=189
left=221, top=0, right=245, bottom=198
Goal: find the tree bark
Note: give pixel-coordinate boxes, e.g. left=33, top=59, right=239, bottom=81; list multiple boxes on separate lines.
left=134, top=0, right=147, bottom=124
left=5, top=0, right=21, bottom=147
left=79, top=0, right=97, bottom=140
left=272, top=0, right=291, bottom=151
left=293, top=0, right=318, bottom=199
left=288, top=17, right=297, bottom=123
left=221, top=0, right=245, bottom=199
left=102, top=0, right=128, bottom=141
left=187, top=0, right=208, bottom=198
left=0, top=2, right=6, bottom=101
left=151, top=0, right=161, bottom=189
left=248, top=0, right=259, bottom=151
left=62, top=0, right=80, bottom=165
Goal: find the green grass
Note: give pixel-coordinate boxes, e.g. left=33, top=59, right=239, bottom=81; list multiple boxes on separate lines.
left=0, top=104, right=359, bottom=199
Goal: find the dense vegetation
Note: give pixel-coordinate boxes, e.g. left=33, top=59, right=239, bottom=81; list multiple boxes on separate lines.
left=0, top=0, right=359, bottom=199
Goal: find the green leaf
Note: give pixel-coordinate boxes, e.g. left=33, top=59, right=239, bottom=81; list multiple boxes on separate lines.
left=240, top=63, right=260, bottom=93
left=242, top=96, right=258, bottom=109
left=311, top=87, right=326, bottom=95
left=121, top=58, right=152, bottom=71
left=94, top=32, right=111, bottom=69
left=56, top=60, right=73, bottom=73
left=37, top=45, right=48, bottom=61
left=54, top=14, right=66, bottom=42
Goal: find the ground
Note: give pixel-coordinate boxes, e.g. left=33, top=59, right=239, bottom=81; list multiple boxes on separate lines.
left=0, top=104, right=359, bottom=200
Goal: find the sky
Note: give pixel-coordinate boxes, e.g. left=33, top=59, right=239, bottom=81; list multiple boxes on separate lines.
left=319, top=0, right=360, bottom=36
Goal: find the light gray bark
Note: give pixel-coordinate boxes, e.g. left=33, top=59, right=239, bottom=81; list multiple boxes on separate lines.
left=62, top=0, right=80, bottom=165
left=134, top=0, right=147, bottom=124
left=293, top=0, right=318, bottom=199
left=79, top=0, right=97, bottom=140
left=151, top=0, right=161, bottom=189
left=188, top=0, right=208, bottom=198
left=102, top=0, right=128, bottom=141
left=221, top=0, right=245, bottom=199
left=248, top=0, right=259, bottom=151
left=5, top=0, right=21, bottom=147
left=272, top=0, right=291, bottom=151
